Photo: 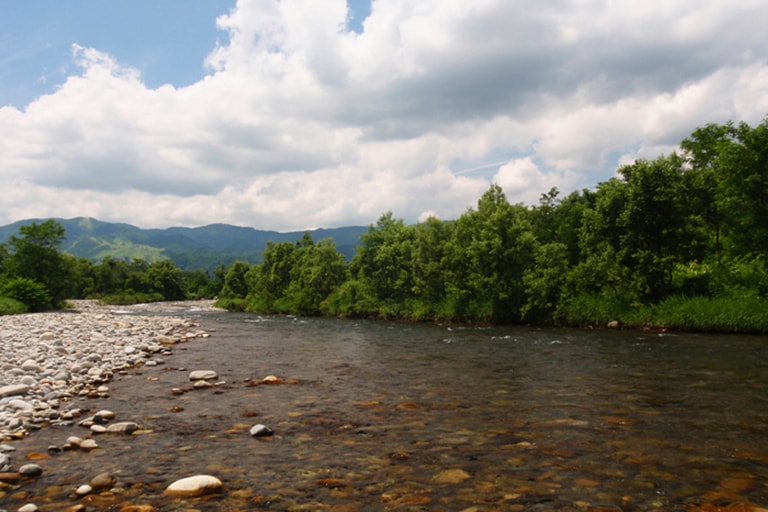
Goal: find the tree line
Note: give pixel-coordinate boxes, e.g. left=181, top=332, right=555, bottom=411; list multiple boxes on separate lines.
left=2, top=117, right=767, bottom=332
left=216, top=117, right=768, bottom=333
left=0, top=219, right=226, bottom=314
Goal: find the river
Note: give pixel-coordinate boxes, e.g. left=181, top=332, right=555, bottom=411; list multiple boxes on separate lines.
left=3, top=312, right=768, bottom=511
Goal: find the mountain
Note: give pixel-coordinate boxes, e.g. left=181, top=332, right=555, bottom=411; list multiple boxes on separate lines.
left=0, top=217, right=368, bottom=271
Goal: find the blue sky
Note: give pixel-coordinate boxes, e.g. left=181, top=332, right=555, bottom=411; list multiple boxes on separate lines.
left=1, top=1, right=371, bottom=108
left=1, top=0, right=767, bottom=230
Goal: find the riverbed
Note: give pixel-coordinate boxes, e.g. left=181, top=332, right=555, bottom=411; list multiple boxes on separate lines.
left=2, top=309, right=767, bottom=511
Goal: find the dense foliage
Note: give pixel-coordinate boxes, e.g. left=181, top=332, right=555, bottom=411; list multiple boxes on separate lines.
left=214, top=117, right=768, bottom=333
left=2, top=117, right=767, bottom=332
left=0, top=222, right=224, bottom=312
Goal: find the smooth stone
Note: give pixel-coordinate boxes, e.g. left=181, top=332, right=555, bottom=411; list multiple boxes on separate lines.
left=18, top=504, right=40, bottom=512
left=20, top=375, right=37, bottom=386
left=164, top=474, right=223, bottom=497
left=0, top=452, right=10, bottom=471
left=75, top=484, right=93, bottom=496
left=91, top=425, right=107, bottom=433
left=90, top=472, right=117, bottom=490
left=250, top=424, right=274, bottom=437
left=106, top=421, right=139, bottom=434
left=19, top=463, right=43, bottom=477
left=79, top=439, right=99, bottom=450
left=65, top=436, right=83, bottom=446
left=93, top=410, right=116, bottom=423
left=8, top=399, right=35, bottom=413
left=21, top=360, right=42, bottom=372
left=189, top=370, right=218, bottom=381
left=0, top=383, right=30, bottom=397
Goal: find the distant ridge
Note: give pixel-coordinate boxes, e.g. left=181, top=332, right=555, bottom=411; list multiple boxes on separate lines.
left=0, top=217, right=368, bottom=271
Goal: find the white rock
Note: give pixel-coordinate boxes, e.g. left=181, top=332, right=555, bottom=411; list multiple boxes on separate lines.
left=75, top=484, right=93, bottom=496
left=249, top=424, right=274, bottom=437
left=21, top=360, right=41, bottom=372
left=94, top=410, right=116, bottom=422
left=18, top=504, right=40, bottom=512
left=189, top=370, right=218, bottom=381
left=79, top=439, right=99, bottom=450
left=164, top=474, right=223, bottom=497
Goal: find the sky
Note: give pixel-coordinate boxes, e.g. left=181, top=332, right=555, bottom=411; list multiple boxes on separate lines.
left=1, top=0, right=767, bottom=231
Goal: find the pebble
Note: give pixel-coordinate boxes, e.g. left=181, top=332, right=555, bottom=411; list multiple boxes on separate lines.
left=0, top=300, right=213, bottom=441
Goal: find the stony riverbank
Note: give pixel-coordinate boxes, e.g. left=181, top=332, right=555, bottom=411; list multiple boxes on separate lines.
left=0, top=300, right=219, bottom=441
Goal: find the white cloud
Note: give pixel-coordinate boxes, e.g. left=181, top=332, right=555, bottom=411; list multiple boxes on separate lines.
left=1, top=0, right=768, bottom=230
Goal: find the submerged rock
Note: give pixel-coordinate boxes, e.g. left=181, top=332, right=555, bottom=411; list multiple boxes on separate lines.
left=433, top=468, right=471, bottom=484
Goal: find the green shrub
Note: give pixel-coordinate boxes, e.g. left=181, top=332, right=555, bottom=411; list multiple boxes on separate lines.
left=0, top=296, right=28, bottom=315
left=98, top=291, right=164, bottom=305
left=649, top=294, right=768, bottom=334
left=214, top=297, right=248, bottom=312
left=0, top=277, right=52, bottom=312
left=555, top=292, right=633, bottom=327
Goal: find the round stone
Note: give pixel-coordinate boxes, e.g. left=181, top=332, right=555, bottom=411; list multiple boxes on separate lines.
left=19, top=463, right=43, bottom=477
left=75, top=484, right=93, bottom=496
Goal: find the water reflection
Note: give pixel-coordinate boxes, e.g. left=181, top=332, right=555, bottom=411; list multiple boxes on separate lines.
left=4, top=314, right=768, bottom=511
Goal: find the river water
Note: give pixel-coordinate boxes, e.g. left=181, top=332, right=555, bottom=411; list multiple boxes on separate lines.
left=4, top=312, right=768, bottom=511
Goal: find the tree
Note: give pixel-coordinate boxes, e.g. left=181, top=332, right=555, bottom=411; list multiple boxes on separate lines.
left=448, top=185, right=537, bottom=323
left=143, top=260, right=186, bottom=300
left=617, top=154, right=692, bottom=300
left=351, top=212, right=416, bottom=302
left=6, top=219, right=72, bottom=308
left=220, top=261, right=251, bottom=299
left=286, top=238, right=348, bottom=315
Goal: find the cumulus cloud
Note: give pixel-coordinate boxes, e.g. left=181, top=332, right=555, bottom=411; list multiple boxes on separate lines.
left=1, top=0, right=767, bottom=229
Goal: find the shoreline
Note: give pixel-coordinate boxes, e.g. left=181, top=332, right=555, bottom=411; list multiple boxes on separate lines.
left=0, top=300, right=219, bottom=442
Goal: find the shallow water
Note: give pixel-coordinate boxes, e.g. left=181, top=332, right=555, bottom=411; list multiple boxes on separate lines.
left=4, top=313, right=768, bottom=511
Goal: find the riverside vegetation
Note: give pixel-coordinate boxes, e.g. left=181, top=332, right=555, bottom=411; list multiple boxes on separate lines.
left=1, top=117, right=767, bottom=333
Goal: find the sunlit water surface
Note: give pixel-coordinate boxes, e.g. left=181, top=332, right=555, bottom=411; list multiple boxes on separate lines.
left=4, top=313, right=768, bottom=511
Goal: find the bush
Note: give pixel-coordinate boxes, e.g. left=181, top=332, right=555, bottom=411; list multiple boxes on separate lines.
left=98, top=291, right=164, bottom=305
left=214, top=297, right=248, bottom=312
left=647, top=294, right=768, bottom=334
left=555, top=292, right=634, bottom=327
left=0, top=296, right=28, bottom=315
left=0, top=277, right=52, bottom=312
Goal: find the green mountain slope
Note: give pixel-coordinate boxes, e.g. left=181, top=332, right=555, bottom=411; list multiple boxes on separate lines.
left=0, top=217, right=367, bottom=271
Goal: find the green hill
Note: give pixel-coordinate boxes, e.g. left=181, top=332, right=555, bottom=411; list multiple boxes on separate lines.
left=0, top=217, right=367, bottom=271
